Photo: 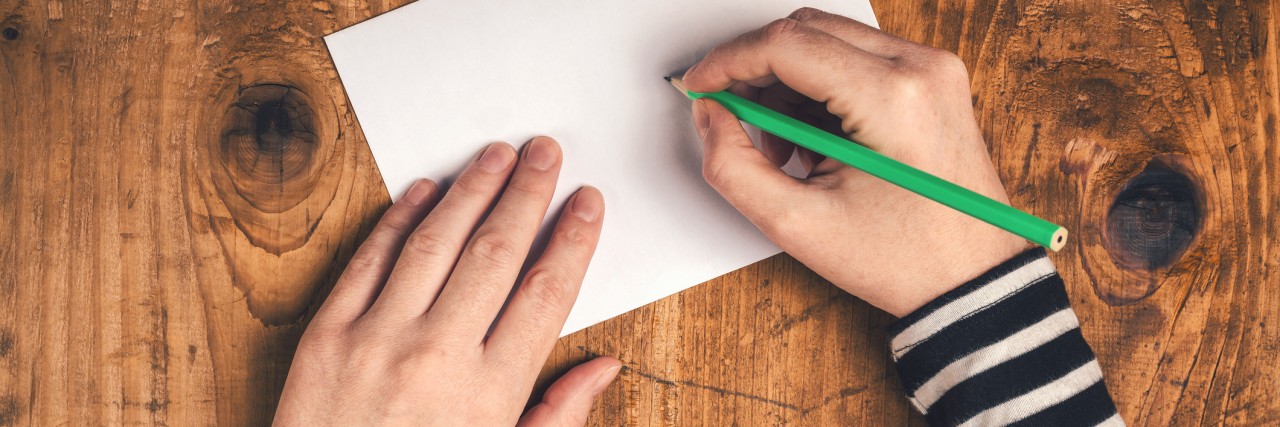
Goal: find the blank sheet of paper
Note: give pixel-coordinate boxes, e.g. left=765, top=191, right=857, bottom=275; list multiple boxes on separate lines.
left=325, top=1, right=878, bottom=336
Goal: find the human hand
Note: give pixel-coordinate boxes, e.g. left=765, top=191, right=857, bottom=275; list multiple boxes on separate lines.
left=274, top=137, right=621, bottom=426
left=683, top=8, right=1029, bottom=317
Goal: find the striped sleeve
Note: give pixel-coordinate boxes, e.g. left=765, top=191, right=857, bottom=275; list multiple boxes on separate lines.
left=886, top=248, right=1121, bottom=426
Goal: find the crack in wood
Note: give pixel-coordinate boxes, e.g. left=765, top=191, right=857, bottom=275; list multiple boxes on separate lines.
left=576, top=345, right=877, bottom=416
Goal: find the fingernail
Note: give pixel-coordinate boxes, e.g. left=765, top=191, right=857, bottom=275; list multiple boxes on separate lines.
left=401, top=179, right=434, bottom=206
left=524, top=137, right=559, bottom=171
left=682, top=62, right=702, bottom=81
left=570, top=187, right=603, bottom=222
left=591, top=364, right=622, bottom=395
left=476, top=143, right=514, bottom=173
left=693, top=99, right=711, bottom=139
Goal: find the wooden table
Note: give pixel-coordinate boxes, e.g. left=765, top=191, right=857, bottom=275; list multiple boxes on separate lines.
left=2, top=0, right=1276, bottom=425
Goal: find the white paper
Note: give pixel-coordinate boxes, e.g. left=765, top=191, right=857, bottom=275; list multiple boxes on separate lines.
left=326, top=0, right=878, bottom=336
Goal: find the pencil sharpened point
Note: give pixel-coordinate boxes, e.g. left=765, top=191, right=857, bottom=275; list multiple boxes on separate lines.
left=663, top=76, right=672, bottom=82
left=666, top=76, right=688, bottom=95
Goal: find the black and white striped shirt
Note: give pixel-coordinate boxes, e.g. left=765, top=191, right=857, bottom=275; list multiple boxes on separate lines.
left=887, top=249, right=1121, bottom=426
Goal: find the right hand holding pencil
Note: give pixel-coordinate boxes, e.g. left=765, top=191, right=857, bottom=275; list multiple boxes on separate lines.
left=682, top=8, right=1029, bottom=317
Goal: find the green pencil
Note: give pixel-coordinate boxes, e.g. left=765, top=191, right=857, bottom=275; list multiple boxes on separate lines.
left=667, top=77, right=1068, bottom=251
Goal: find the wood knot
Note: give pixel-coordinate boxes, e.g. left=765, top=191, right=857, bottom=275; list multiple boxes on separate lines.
left=219, top=83, right=319, bottom=214
left=196, top=73, right=345, bottom=326
left=2, top=14, right=24, bottom=42
left=1104, top=157, right=1202, bottom=273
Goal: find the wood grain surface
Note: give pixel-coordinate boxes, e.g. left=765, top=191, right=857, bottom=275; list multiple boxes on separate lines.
left=1, top=0, right=1276, bottom=425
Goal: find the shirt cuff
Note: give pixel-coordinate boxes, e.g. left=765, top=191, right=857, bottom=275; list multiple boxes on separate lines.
left=885, top=248, right=1121, bottom=426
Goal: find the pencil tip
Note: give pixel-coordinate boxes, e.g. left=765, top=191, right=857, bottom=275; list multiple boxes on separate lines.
left=663, top=76, right=672, bottom=82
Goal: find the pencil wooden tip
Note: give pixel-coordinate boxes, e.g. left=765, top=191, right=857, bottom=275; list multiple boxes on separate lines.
left=666, top=76, right=688, bottom=94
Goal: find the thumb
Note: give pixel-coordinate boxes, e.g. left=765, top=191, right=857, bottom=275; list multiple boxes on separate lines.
left=693, top=98, right=808, bottom=232
left=517, top=357, right=622, bottom=427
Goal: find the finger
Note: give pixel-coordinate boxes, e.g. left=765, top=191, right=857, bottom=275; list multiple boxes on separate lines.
left=682, top=17, right=893, bottom=110
left=694, top=98, right=812, bottom=236
left=797, top=146, right=826, bottom=176
left=757, top=85, right=804, bottom=167
left=487, top=187, right=603, bottom=364
left=759, top=133, right=794, bottom=168
left=799, top=100, right=847, bottom=135
left=362, top=142, right=517, bottom=322
left=314, top=179, right=439, bottom=325
left=516, top=357, right=622, bottom=427
left=787, top=7, right=918, bottom=59
left=726, top=81, right=761, bottom=99
left=423, top=136, right=562, bottom=342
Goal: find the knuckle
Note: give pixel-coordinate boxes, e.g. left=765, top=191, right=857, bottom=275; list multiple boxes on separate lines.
left=887, top=49, right=970, bottom=104
left=298, top=322, right=345, bottom=347
left=467, top=233, right=519, bottom=265
left=559, top=225, right=596, bottom=250
left=701, top=153, right=731, bottom=186
left=347, top=316, right=404, bottom=346
left=341, top=252, right=385, bottom=277
left=449, top=173, right=491, bottom=195
left=404, top=230, right=455, bottom=260
left=885, top=71, right=929, bottom=101
left=760, top=18, right=803, bottom=43
left=393, top=345, right=451, bottom=374
left=521, top=268, right=575, bottom=311
left=899, top=48, right=968, bottom=80
left=484, top=344, right=532, bottom=370
left=346, top=336, right=382, bottom=365
left=927, top=49, right=969, bottom=77
left=403, top=327, right=477, bottom=364
left=789, top=7, right=824, bottom=21
left=379, top=204, right=419, bottom=234
left=505, top=175, right=549, bottom=197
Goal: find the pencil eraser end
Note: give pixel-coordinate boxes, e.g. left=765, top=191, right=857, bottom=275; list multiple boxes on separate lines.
left=1049, top=227, right=1068, bottom=252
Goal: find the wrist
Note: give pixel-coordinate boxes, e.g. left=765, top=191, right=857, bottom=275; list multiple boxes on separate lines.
left=890, top=234, right=1032, bottom=317
left=889, top=231, right=1029, bottom=317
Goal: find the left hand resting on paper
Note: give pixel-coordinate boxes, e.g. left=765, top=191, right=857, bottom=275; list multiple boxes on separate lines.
left=274, top=137, right=620, bottom=426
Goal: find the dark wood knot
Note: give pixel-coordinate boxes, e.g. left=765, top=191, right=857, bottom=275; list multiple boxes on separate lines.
left=218, top=83, right=319, bottom=214
left=202, top=74, right=343, bottom=326
left=1104, top=158, right=1202, bottom=272
left=2, top=14, right=24, bottom=42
